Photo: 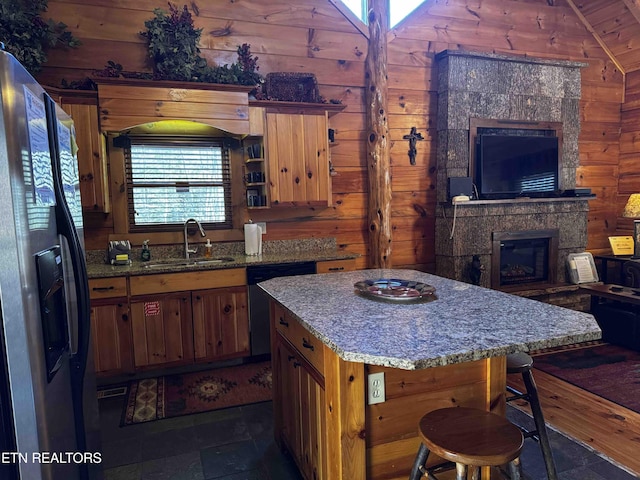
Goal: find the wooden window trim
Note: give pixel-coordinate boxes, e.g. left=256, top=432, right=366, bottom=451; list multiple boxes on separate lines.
left=108, top=133, right=245, bottom=245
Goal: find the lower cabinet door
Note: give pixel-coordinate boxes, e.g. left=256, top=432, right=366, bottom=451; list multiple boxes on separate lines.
left=130, top=292, right=194, bottom=368
left=298, top=363, right=326, bottom=480
left=90, top=299, right=134, bottom=375
left=281, top=341, right=302, bottom=464
left=275, top=338, right=326, bottom=480
left=192, top=286, right=250, bottom=362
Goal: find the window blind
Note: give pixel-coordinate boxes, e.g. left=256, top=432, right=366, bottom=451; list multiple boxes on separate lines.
left=124, top=137, right=232, bottom=232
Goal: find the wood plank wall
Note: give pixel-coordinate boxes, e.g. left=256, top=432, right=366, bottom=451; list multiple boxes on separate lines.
left=39, top=0, right=624, bottom=269
left=618, top=69, right=640, bottom=237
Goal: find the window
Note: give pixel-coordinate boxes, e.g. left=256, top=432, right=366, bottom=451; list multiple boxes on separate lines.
left=342, top=0, right=366, bottom=22
left=341, top=0, right=427, bottom=27
left=124, top=137, right=232, bottom=231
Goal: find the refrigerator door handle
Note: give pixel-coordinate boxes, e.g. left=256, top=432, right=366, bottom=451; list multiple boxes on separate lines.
left=45, top=95, right=91, bottom=462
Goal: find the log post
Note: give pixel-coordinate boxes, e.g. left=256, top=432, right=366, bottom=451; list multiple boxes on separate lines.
left=365, top=0, right=392, bottom=268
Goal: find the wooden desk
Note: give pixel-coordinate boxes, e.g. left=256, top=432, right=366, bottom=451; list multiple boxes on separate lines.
left=579, top=283, right=640, bottom=306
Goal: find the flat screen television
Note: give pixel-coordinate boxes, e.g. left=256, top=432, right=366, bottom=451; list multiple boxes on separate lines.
left=475, top=134, right=559, bottom=199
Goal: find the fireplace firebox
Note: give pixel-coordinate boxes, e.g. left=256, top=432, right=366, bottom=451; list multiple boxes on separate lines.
left=491, top=230, right=559, bottom=288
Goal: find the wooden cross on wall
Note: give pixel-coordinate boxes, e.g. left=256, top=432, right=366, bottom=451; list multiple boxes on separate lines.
left=402, top=126, right=424, bottom=165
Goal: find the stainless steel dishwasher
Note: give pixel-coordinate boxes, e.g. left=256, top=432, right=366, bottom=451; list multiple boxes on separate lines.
left=247, top=262, right=316, bottom=356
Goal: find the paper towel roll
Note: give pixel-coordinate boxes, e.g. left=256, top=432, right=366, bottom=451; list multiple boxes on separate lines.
left=244, top=223, right=262, bottom=255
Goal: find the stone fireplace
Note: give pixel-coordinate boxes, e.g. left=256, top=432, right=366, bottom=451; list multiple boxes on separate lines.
left=434, top=50, right=590, bottom=289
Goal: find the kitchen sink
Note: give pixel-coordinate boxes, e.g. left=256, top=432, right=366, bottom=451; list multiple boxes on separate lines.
left=142, top=257, right=235, bottom=269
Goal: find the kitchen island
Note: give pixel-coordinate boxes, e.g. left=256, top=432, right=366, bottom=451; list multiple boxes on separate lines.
left=259, top=269, right=601, bottom=480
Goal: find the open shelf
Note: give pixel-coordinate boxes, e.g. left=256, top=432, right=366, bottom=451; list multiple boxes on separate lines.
left=243, top=137, right=268, bottom=208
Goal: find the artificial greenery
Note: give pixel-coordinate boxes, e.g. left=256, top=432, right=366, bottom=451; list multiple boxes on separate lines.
left=0, top=0, right=80, bottom=75
left=140, top=3, right=262, bottom=86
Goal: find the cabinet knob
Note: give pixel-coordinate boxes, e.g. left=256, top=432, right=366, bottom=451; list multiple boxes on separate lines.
left=302, top=338, right=314, bottom=351
left=293, top=361, right=301, bottom=368
left=121, top=314, right=128, bottom=322
left=287, top=355, right=295, bottom=362
left=279, top=317, right=289, bottom=327
left=329, top=267, right=344, bottom=271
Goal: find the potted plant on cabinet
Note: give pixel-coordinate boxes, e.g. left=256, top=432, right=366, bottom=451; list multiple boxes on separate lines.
left=139, top=2, right=262, bottom=87
left=0, top=0, right=80, bottom=76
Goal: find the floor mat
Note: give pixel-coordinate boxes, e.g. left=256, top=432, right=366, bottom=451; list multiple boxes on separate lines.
left=122, top=361, right=272, bottom=425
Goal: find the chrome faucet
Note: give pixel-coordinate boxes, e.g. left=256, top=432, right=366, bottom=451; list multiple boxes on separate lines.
left=184, top=218, right=206, bottom=259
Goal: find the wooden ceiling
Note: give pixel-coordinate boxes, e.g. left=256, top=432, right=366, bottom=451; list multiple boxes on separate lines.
left=567, top=0, right=640, bottom=73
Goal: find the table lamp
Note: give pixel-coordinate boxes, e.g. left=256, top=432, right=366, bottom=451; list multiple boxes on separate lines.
left=622, top=194, right=640, bottom=258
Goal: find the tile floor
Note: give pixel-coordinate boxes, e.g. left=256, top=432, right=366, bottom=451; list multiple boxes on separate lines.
left=99, top=393, right=636, bottom=480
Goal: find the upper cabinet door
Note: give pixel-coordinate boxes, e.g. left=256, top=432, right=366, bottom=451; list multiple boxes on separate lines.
left=47, top=87, right=111, bottom=214
left=266, top=112, right=331, bottom=207
left=62, top=102, right=111, bottom=213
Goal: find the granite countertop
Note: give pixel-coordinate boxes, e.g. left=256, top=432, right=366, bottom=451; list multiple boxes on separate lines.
left=86, top=240, right=359, bottom=279
left=258, top=268, right=602, bottom=370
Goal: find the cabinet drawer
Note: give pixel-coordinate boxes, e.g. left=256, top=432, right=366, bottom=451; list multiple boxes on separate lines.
left=130, top=268, right=246, bottom=296
left=274, top=304, right=293, bottom=337
left=89, top=277, right=127, bottom=299
left=278, top=311, right=324, bottom=375
left=316, top=259, right=356, bottom=274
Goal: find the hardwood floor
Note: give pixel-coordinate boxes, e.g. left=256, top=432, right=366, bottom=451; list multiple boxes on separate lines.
left=508, top=368, right=640, bottom=477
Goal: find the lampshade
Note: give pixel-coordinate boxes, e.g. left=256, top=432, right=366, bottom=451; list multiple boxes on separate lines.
left=623, top=194, right=640, bottom=217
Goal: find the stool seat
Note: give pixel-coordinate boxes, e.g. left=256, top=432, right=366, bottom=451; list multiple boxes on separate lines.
left=418, top=407, right=524, bottom=467
left=507, top=352, right=534, bottom=373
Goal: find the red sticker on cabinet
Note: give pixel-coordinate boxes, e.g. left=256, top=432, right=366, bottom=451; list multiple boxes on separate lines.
left=144, top=301, right=160, bottom=317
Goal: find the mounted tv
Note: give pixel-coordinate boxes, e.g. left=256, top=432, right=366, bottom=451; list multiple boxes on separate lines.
left=476, top=135, right=559, bottom=200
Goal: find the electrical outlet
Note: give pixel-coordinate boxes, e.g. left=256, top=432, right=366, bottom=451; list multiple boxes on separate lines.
left=256, top=222, right=266, bottom=234
left=367, top=372, right=385, bottom=405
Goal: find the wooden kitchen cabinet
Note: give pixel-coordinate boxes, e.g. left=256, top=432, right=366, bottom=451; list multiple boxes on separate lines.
left=192, top=286, right=250, bottom=362
left=266, top=111, right=331, bottom=207
left=128, top=269, right=249, bottom=370
left=88, top=277, right=133, bottom=376
left=130, top=292, right=194, bottom=368
left=90, top=299, right=134, bottom=376
left=46, top=87, right=111, bottom=213
left=272, top=303, right=326, bottom=480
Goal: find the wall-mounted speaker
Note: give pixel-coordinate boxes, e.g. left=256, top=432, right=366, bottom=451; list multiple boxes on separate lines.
left=447, top=177, right=473, bottom=201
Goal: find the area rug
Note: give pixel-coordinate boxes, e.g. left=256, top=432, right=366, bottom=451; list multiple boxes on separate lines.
left=532, top=343, right=640, bottom=414
left=122, top=361, right=272, bottom=425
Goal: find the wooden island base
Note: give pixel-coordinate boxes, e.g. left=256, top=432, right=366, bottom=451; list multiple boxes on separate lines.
left=270, top=301, right=507, bottom=480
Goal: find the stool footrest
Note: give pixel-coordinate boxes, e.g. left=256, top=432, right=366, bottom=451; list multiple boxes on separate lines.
left=515, top=424, right=540, bottom=441
left=426, top=461, right=456, bottom=475
left=419, top=463, right=445, bottom=480
left=507, top=393, right=529, bottom=402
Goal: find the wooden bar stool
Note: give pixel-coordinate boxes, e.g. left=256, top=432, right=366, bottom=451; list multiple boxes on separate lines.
left=506, top=352, right=558, bottom=480
left=409, top=407, right=524, bottom=480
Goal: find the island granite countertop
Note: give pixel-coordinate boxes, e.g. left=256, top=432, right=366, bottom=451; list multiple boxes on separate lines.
left=258, top=268, right=602, bottom=370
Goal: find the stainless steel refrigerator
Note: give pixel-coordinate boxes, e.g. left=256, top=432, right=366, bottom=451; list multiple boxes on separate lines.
left=0, top=51, right=101, bottom=479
